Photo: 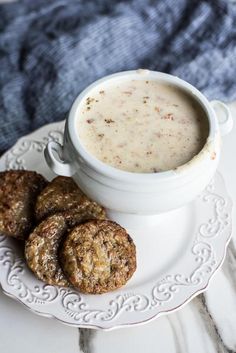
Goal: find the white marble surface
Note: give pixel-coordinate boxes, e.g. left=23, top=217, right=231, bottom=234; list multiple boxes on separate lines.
left=0, top=102, right=236, bottom=353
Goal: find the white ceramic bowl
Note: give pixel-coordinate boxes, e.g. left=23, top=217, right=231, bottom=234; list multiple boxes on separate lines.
left=45, top=70, right=233, bottom=225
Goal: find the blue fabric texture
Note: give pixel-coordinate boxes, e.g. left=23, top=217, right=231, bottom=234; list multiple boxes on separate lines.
left=0, top=0, right=235, bottom=153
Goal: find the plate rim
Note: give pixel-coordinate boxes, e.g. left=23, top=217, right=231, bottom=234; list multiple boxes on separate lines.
left=0, top=241, right=231, bottom=332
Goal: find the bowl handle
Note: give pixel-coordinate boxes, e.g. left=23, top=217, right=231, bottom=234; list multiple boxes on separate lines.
left=44, top=141, right=76, bottom=177
left=210, top=100, right=233, bottom=136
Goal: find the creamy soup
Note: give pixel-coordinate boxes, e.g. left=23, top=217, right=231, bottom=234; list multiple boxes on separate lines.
left=77, top=79, right=209, bottom=173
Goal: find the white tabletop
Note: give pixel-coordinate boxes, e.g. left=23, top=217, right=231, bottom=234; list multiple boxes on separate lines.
left=0, top=102, right=236, bottom=353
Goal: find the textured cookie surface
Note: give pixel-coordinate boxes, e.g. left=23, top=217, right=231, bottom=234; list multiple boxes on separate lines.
left=0, top=170, right=47, bottom=239
left=25, top=208, right=106, bottom=287
left=60, top=220, right=136, bottom=294
left=35, top=176, right=105, bottom=221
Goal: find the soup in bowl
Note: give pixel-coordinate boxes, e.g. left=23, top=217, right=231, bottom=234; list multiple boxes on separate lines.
left=45, top=70, right=232, bottom=226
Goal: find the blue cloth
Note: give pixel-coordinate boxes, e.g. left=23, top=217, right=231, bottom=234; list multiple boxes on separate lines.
left=0, top=0, right=236, bottom=153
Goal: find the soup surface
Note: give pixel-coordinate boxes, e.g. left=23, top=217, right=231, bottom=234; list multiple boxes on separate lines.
left=77, top=79, right=209, bottom=173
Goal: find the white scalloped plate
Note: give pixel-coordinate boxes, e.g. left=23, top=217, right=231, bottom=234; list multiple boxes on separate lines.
left=0, top=121, right=233, bottom=330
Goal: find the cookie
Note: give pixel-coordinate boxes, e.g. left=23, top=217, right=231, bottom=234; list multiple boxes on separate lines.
left=35, top=176, right=105, bottom=221
left=0, top=170, right=47, bottom=240
left=25, top=208, right=105, bottom=287
left=60, top=220, right=136, bottom=294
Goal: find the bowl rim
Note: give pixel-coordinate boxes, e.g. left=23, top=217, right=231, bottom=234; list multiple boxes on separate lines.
left=67, top=70, right=218, bottom=182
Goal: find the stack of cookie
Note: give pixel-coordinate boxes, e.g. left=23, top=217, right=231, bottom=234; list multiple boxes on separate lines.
left=0, top=170, right=136, bottom=294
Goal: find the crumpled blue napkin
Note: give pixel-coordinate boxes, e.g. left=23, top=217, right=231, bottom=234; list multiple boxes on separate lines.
left=0, top=0, right=235, bottom=153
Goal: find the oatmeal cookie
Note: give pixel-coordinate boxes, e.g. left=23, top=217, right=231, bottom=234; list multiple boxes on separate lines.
left=0, top=170, right=47, bottom=240
left=25, top=208, right=105, bottom=287
left=60, top=220, right=136, bottom=294
left=35, top=176, right=105, bottom=221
